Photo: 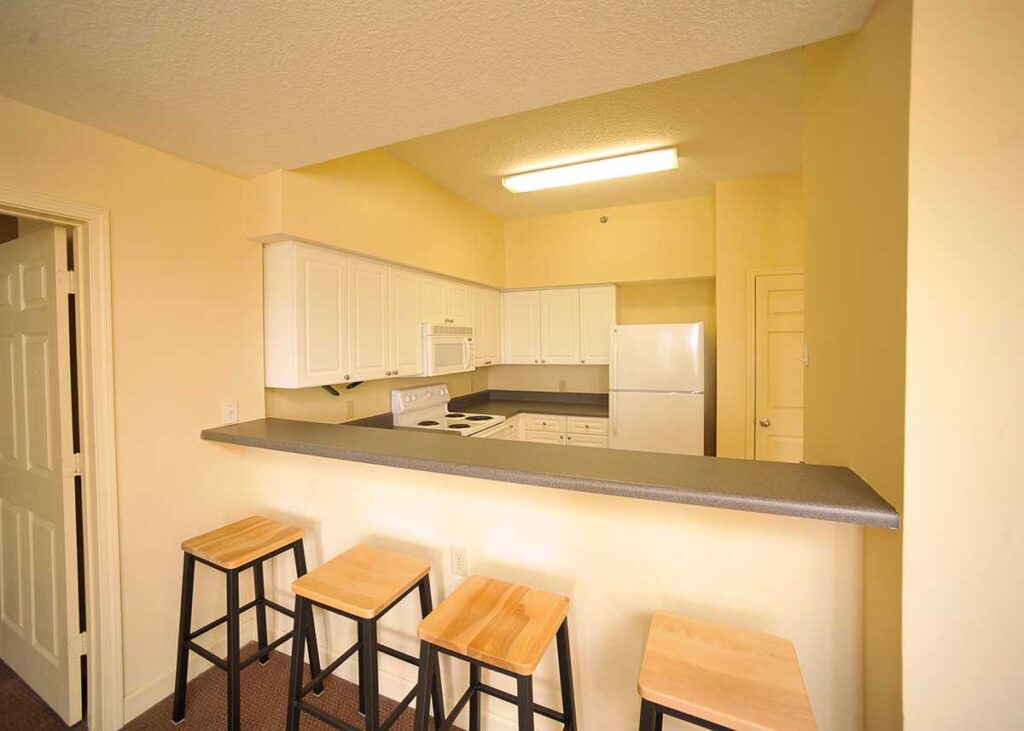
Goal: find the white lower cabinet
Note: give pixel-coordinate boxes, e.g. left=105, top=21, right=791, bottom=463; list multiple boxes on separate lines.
left=519, top=413, right=608, bottom=448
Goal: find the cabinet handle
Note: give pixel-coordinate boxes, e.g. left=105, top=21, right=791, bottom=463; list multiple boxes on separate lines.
left=541, top=359, right=546, bottom=363
left=534, top=359, right=539, bottom=364
left=581, top=359, right=586, bottom=364
left=584, top=425, right=590, bottom=429
left=344, top=375, right=350, bottom=381
left=567, top=436, right=572, bottom=441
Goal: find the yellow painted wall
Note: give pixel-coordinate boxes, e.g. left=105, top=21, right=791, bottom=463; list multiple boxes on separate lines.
left=802, top=0, right=911, bottom=727
left=0, top=94, right=266, bottom=714
left=618, top=279, right=717, bottom=455
left=248, top=149, right=505, bottom=287
left=902, top=1, right=1024, bottom=727
left=503, top=196, right=714, bottom=288
left=714, top=172, right=804, bottom=459
left=486, top=364, right=609, bottom=394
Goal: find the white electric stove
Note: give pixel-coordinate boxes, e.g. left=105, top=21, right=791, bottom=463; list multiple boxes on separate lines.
left=391, top=384, right=505, bottom=436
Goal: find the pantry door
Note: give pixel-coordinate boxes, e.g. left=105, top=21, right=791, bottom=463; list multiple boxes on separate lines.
left=0, top=224, right=82, bottom=724
left=753, top=272, right=805, bottom=463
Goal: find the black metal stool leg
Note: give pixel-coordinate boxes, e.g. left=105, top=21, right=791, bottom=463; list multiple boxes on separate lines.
left=417, top=576, right=446, bottom=727
left=171, top=554, right=195, bottom=723
left=253, top=561, right=270, bottom=665
left=517, top=674, right=535, bottom=731
left=639, top=699, right=658, bottom=731
left=359, top=619, right=381, bottom=731
left=226, top=569, right=241, bottom=731
left=469, top=663, right=482, bottom=731
left=286, top=596, right=308, bottom=731
left=412, top=643, right=437, bottom=731
left=556, top=619, right=577, bottom=729
left=357, top=621, right=367, bottom=716
left=293, top=541, right=324, bottom=694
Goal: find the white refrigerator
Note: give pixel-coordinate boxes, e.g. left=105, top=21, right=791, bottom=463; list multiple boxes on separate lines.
left=609, top=323, right=705, bottom=455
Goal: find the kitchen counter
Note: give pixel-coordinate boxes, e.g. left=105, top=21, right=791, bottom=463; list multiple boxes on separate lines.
left=201, top=416, right=899, bottom=529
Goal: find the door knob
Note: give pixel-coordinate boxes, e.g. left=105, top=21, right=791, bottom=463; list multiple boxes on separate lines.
left=758, top=417, right=771, bottom=427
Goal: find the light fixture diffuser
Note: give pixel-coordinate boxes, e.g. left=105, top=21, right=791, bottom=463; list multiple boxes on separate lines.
left=501, top=147, right=678, bottom=193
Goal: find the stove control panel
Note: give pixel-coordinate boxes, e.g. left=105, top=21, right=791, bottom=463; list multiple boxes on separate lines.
left=391, top=384, right=450, bottom=416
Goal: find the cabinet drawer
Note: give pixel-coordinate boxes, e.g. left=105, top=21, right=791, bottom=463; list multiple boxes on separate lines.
left=524, top=430, right=565, bottom=445
left=524, top=414, right=566, bottom=433
left=565, top=433, right=608, bottom=448
left=567, top=417, right=608, bottom=436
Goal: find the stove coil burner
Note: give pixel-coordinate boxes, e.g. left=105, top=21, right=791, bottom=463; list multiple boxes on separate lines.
left=445, top=413, right=466, bottom=419
left=417, top=420, right=440, bottom=426
left=448, top=423, right=471, bottom=429
left=465, top=415, right=493, bottom=421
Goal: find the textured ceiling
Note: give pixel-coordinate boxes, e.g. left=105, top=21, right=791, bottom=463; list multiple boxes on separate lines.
left=387, top=49, right=804, bottom=218
left=0, top=1, right=873, bottom=177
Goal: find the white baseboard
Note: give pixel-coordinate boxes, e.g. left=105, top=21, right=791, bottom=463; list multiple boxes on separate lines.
left=122, top=617, right=257, bottom=723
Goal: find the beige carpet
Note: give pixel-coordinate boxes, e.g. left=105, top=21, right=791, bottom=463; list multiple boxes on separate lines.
left=1, top=643, right=458, bottom=730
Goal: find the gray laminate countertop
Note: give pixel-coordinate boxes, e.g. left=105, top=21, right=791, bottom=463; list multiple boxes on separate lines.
left=201, top=418, right=899, bottom=529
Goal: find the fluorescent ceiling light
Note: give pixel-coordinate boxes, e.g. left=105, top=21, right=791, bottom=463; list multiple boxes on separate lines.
left=501, top=147, right=678, bottom=193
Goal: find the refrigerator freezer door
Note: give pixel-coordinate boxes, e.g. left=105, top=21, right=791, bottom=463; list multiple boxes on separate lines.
left=610, top=391, right=705, bottom=455
left=610, top=323, right=704, bottom=392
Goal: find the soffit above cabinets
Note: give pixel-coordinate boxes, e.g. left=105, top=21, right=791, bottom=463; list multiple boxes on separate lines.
left=0, top=0, right=874, bottom=176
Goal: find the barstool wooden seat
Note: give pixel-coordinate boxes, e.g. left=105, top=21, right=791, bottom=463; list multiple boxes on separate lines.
left=173, top=516, right=323, bottom=730
left=413, top=576, right=576, bottom=731
left=285, top=544, right=445, bottom=731
left=638, top=611, right=816, bottom=731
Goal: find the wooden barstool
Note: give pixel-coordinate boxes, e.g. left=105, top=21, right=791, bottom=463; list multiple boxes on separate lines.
left=285, top=544, right=445, bottom=731
left=412, top=575, right=576, bottom=731
left=637, top=611, right=816, bottom=731
left=172, top=516, right=323, bottom=730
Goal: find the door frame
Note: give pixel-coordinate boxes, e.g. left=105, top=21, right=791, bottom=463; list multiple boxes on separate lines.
left=744, top=266, right=804, bottom=459
left=0, top=185, right=123, bottom=731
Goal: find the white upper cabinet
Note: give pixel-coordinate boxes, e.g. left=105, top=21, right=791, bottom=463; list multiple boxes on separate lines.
left=447, top=281, right=472, bottom=324
left=540, top=288, right=581, bottom=364
left=264, top=241, right=349, bottom=388
left=420, top=274, right=447, bottom=325
left=484, top=288, right=502, bottom=365
left=502, top=290, right=542, bottom=364
left=347, top=257, right=389, bottom=382
left=388, top=267, right=423, bottom=378
left=578, top=285, right=617, bottom=364
left=470, top=285, right=502, bottom=367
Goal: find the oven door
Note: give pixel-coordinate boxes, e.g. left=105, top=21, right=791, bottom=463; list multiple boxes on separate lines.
left=425, top=335, right=474, bottom=376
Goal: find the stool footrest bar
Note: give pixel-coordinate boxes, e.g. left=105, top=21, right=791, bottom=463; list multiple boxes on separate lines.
left=185, top=640, right=227, bottom=670
left=295, top=699, right=361, bottom=731
left=187, top=599, right=259, bottom=641
left=379, top=684, right=418, bottom=731
left=263, top=598, right=293, bottom=618
left=438, top=685, right=474, bottom=731
left=378, top=643, right=419, bottom=667
left=239, top=631, right=293, bottom=670
left=300, top=640, right=360, bottom=698
left=478, top=682, right=565, bottom=722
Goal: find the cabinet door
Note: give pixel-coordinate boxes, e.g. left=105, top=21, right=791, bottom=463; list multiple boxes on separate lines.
left=524, top=430, right=565, bottom=445
left=347, top=257, right=389, bottom=381
left=288, top=243, right=349, bottom=387
left=579, top=285, right=616, bottom=365
left=447, top=281, right=472, bottom=324
left=388, top=267, right=423, bottom=378
left=502, top=290, right=541, bottom=364
left=420, top=274, right=447, bottom=325
left=486, top=289, right=503, bottom=365
left=470, top=286, right=488, bottom=366
left=565, top=433, right=608, bottom=448
left=540, top=288, right=580, bottom=364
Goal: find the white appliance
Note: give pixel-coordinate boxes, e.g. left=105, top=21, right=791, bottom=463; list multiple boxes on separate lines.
left=609, top=323, right=705, bottom=455
left=423, top=323, right=475, bottom=376
left=391, top=384, right=504, bottom=436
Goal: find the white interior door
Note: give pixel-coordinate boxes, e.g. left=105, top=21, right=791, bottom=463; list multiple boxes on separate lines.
left=0, top=224, right=82, bottom=724
left=754, top=273, right=805, bottom=462
left=540, top=288, right=580, bottom=364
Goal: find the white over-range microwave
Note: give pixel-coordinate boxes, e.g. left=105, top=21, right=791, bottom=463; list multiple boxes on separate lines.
left=423, top=323, right=475, bottom=376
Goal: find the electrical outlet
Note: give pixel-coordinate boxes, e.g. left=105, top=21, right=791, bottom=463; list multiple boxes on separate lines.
left=221, top=400, right=238, bottom=424
left=559, top=380, right=568, bottom=392
left=345, top=401, right=355, bottom=419
left=451, top=546, right=468, bottom=577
